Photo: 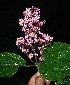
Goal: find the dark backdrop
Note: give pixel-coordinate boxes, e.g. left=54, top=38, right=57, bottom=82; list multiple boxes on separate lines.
left=0, top=0, right=70, bottom=85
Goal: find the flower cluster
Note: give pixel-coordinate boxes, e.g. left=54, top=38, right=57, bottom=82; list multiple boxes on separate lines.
left=16, top=6, right=53, bottom=62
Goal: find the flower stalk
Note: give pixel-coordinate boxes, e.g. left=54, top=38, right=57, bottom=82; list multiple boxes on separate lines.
left=16, top=6, right=53, bottom=65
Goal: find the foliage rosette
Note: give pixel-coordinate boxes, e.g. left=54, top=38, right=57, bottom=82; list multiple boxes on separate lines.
left=0, top=52, right=26, bottom=77
left=38, top=42, right=70, bottom=84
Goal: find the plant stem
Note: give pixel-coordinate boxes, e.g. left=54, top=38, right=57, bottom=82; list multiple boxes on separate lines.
left=23, top=64, right=37, bottom=67
left=30, top=59, right=36, bottom=64
left=30, top=44, right=38, bottom=65
left=35, top=55, right=38, bottom=65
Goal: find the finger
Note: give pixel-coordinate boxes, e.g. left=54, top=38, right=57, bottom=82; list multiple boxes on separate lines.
left=45, top=80, right=50, bottom=85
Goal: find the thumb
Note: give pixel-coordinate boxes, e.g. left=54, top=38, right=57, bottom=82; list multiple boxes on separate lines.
left=35, top=76, right=45, bottom=85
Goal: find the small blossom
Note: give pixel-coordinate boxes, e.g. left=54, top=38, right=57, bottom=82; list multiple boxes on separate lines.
left=19, top=18, right=24, bottom=26
left=28, top=53, right=34, bottom=59
left=34, top=53, right=38, bottom=56
left=38, top=47, right=41, bottom=50
left=39, top=57, right=44, bottom=61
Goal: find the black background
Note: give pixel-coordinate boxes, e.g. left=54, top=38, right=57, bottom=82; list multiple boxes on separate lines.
left=0, top=0, right=70, bottom=85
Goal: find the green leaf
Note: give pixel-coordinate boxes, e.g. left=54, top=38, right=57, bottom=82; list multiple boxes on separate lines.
left=58, top=77, right=70, bottom=85
left=0, top=52, right=26, bottom=77
left=38, top=42, right=70, bottom=84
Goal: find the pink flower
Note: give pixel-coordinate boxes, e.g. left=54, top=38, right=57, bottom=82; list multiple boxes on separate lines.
left=28, top=53, right=34, bottom=59
left=38, top=47, right=41, bottom=50
left=16, top=6, right=53, bottom=62
left=19, top=18, right=24, bottom=26
left=39, top=57, right=44, bottom=61
left=34, top=38, right=38, bottom=43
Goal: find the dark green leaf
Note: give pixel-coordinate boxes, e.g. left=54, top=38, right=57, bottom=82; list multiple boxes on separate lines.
left=38, top=42, right=70, bottom=84
left=0, top=52, right=26, bottom=77
left=59, top=77, right=70, bottom=85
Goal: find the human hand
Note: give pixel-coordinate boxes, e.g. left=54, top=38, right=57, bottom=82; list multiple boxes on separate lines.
left=28, top=72, right=50, bottom=85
